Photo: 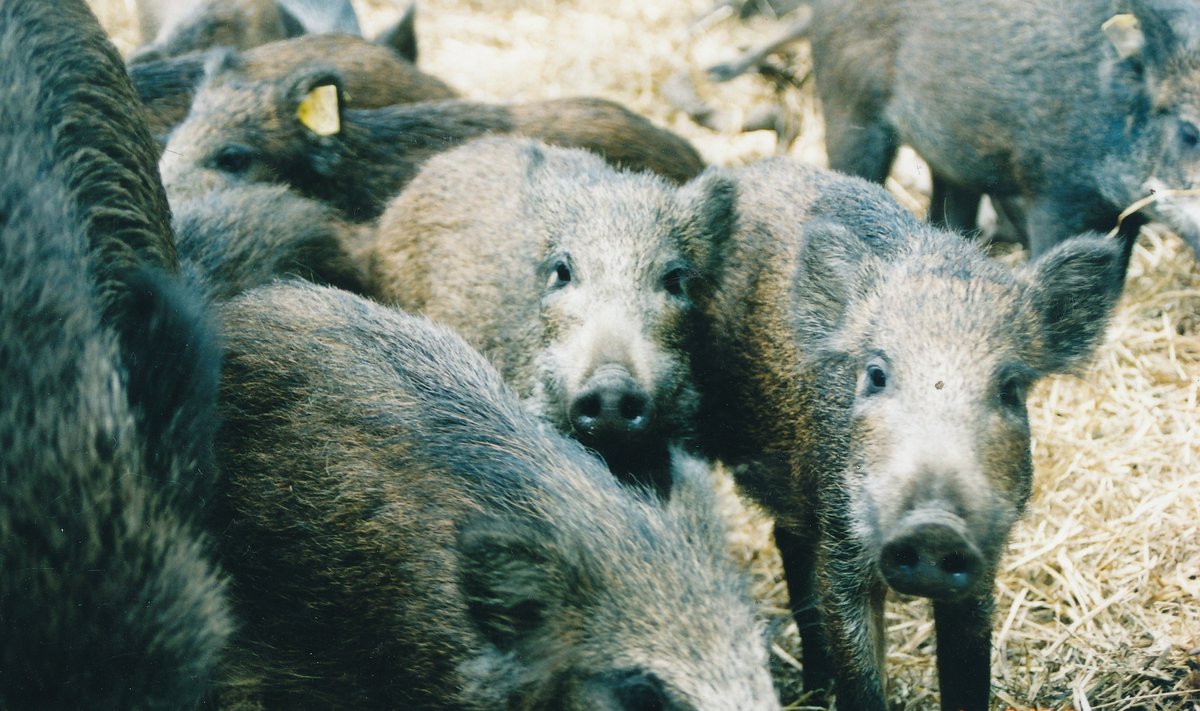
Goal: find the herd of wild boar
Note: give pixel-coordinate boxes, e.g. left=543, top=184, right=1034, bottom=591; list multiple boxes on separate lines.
left=1, top=0, right=1196, bottom=708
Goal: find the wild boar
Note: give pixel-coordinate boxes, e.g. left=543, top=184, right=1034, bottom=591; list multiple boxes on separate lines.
left=691, top=158, right=1124, bottom=710
left=158, top=60, right=705, bottom=220
left=129, top=9, right=455, bottom=144
left=1, top=0, right=229, bottom=706
left=367, top=137, right=733, bottom=492
left=214, top=281, right=781, bottom=711
left=809, top=0, right=1200, bottom=269
left=173, top=183, right=369, bottom=300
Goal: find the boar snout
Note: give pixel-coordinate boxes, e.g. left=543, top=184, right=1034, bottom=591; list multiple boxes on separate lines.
left=878, top=510, right=982, bottom=601
left=569, top=365, right=655, bottom=445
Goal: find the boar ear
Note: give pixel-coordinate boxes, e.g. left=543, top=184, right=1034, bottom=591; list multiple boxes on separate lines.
left=676, top=167, right=738, bottom=287
left=286, top=67, right=346, bottom=138
left=376, top=3, right=419, bottom=63
left=276, top=0, right=361, bottom=37
left=276, top=5, right=306, bottom=39
left=458, top=518, right=576, bottom=650
left=795, top=219, right=875, bottom=329
left=1022, top=233, right=1124, bottom=374
left=1125, top=0, right=1200, bottom=65
left=1102, top=14, right=1145, bottom=60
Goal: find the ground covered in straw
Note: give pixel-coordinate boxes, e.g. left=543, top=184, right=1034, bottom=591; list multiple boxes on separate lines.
left=90, top=1, right=1200, bottom=708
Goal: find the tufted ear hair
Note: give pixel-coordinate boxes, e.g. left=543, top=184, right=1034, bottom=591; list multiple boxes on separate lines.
left=458, top=517, right=581, bottom=651
left=1020, top=232, right=1124, bottom=374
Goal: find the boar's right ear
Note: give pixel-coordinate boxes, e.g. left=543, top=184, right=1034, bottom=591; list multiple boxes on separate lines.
left=458, top=518, right=579, bottom=650
left=1022, top=233, right=1124, bottom=374
left=676, top=167, right=737, bottom=288
left=376, top=3, right=419, bottom=63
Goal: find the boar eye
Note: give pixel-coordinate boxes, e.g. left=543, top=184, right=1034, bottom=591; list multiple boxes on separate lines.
left=1179, top=121, right=1200, bottom=150
left=546, top=260, right=571, bottom=290
left=864, top=361, right=888, bottom=395
left=212, top=144, right=256, bottom=174
left=661, top=266, right=688, bottom=298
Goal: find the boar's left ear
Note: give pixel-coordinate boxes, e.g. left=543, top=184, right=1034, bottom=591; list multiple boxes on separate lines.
left=676, top=167, right=738, bottom=286
left=1022, top=233, right=1124, bottom=374
left=458, top=517, right=580, bottom=651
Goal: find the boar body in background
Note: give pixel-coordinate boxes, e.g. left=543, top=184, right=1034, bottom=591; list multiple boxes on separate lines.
left=0, top=0, right=228, bottom=706
left=132, top=0, right=361, bottom=63
left=215, top=282, right=780, bottom=711
left=368, top=137, right=732, bottom=492
left=174, top=183, right=369, bottom=300
left=692, top=159, right=1124, bottom=710
left=130, top=12, right=454, bottom=144
left=809, top=0, right=1200, bottom=266
left=159, top=60, right=705, bottom=220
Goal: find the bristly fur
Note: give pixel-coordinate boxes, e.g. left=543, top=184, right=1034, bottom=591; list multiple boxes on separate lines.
left=0, top=0, right=230, bottom=706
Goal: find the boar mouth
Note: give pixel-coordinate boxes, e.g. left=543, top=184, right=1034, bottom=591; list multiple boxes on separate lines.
left=574, top=436, right=673, bottom=496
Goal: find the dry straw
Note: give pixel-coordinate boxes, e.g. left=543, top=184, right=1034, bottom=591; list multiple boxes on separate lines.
left=89, top=0, right=1200, bottom=707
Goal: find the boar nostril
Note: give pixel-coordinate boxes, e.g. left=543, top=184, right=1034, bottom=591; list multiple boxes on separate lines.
left=940, top=552, right=971, bottom=576
left=573, top=393, right=602, bottom=421
left=619, top=393, right=648, bottom=427
left=892, top=546, right=919, bottom=571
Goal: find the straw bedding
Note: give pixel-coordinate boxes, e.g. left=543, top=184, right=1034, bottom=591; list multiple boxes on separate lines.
left=87, top=0, right=1200, bottom=708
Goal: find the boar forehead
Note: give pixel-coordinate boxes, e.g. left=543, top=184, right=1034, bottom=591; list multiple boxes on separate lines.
left=842, top=257, right=1036, bottom=399
left=171, top=77, right=284, bottom=149
left=535, top=180, right=691, bottom=291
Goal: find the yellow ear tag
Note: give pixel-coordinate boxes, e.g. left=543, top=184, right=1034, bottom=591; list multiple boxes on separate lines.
left=297, top=84, right=340, bottom=136
left=1102, top=14, right=1143, bottom=60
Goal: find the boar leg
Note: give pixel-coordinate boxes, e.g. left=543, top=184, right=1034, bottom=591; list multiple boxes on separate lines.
left=929, top=175, right=982, bottom=235
left=933, top=593, right=994, bottom=711
left=816, top=540, right=888, bottom=711
left=774, top=526, right=834, bottom=692
left=989, top=196, right=1031, bottom=247
left=821, top=103, right=899, bottom=184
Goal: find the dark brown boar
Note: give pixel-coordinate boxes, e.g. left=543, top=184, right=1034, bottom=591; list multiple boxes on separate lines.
left=690, top=158, right=1125, bottom=710
left=214, top=281, right=781, bottom=711
left=129, top=14, right=456, bottom=144
left=158, top=60, right=706, bottom=220
left=1, top=0, right=228, bottom=706
left=367, top=136, right=733, bottom=492
left=809, top=0, right=1200, bottom=271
